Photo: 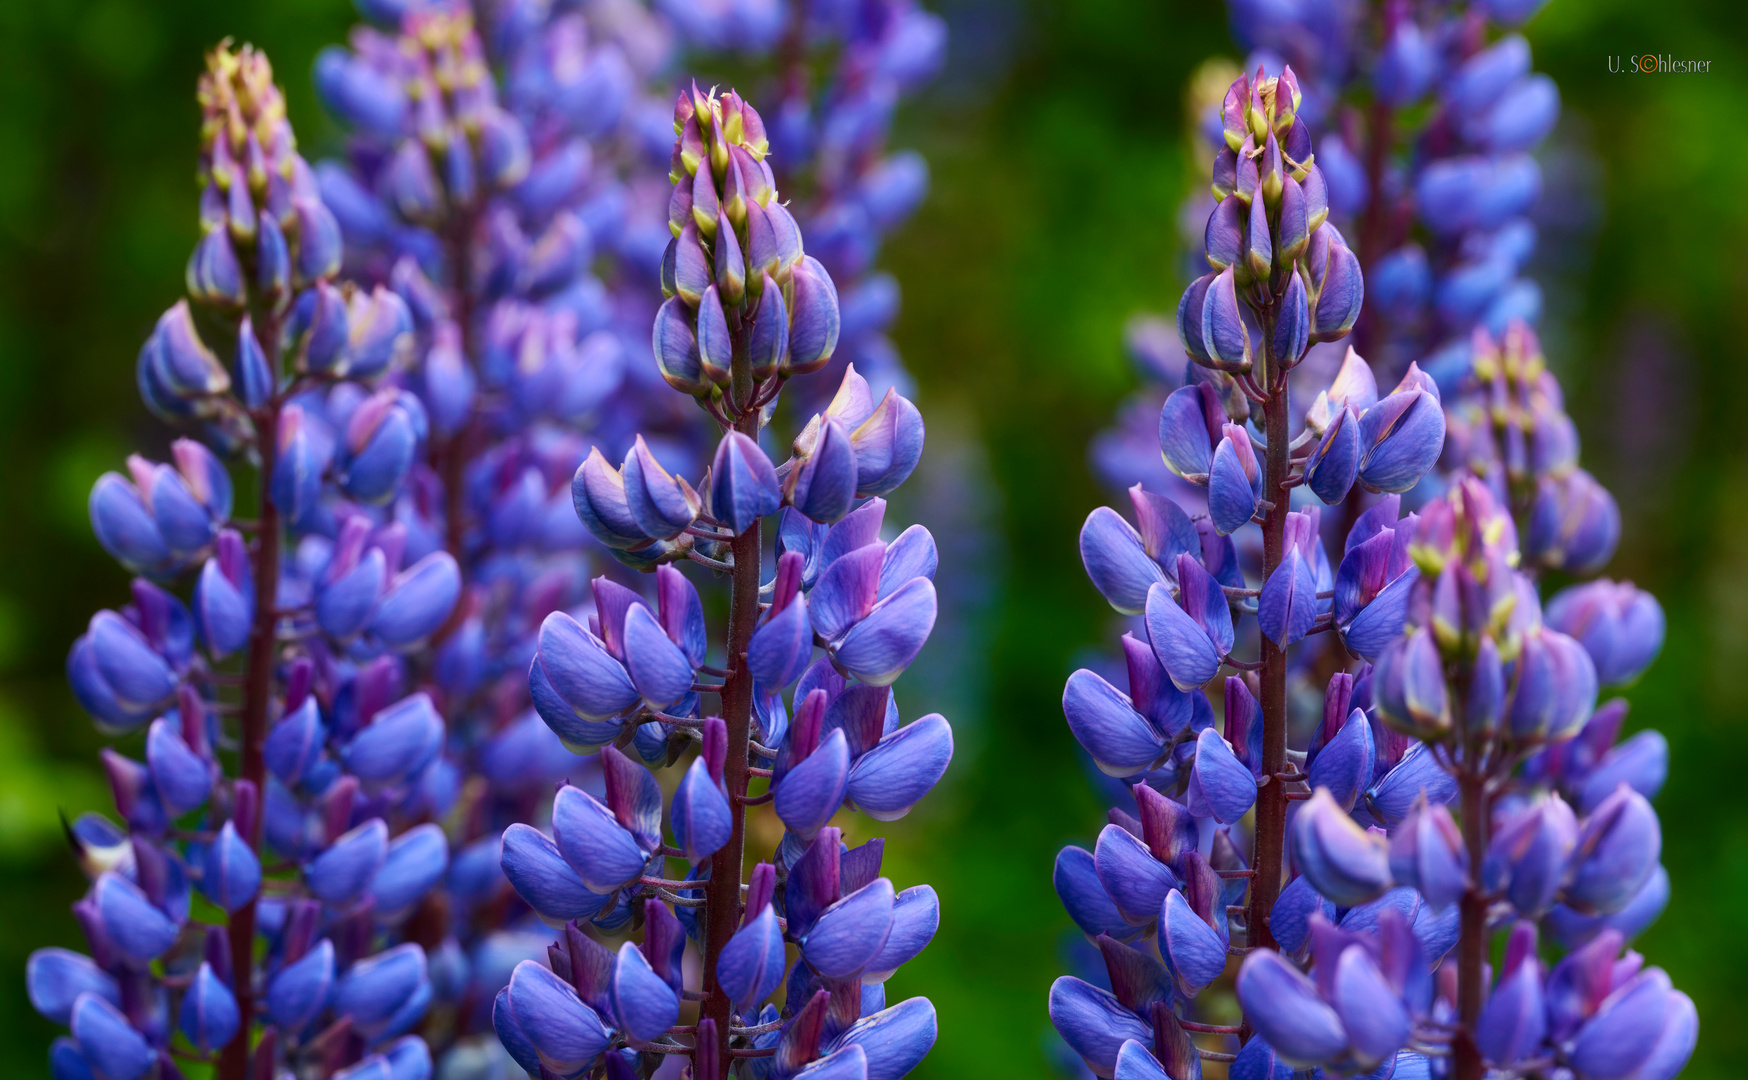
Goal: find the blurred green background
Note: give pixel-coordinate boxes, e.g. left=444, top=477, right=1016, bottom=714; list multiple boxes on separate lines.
left=1, top=0, right=1745, bottom=1074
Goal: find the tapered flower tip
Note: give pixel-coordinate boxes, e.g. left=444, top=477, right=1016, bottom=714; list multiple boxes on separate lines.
left=621, top=602, right=695, bottom=711
left=802, top=877, right=896, bottom=979
left=344, top=692, right=444, bottom=787
left=833, top=576, right=936, bottom=686
left=95, top=871, right=178, bottom=963
left=1332, top=943, right=1411, bottom=1070
left=775, top=727, right=850, bottom=839
left=652, top=295, right=707, bottom=395
left=849, top=389, right=925, bottom=497
left=1093, top=824, right=1179, bottom=928
left=1507, top=629, right=1599, bottom=744
left=1081, top=508, right=1168, bottom=616
left=27, top=949, right=119, bottom=1026
left=1055, top=845, right=1133, bottom=940
left=1475, top=945, right=1546, bottom=1068
left=551, top=784, right=648, bottom=893
left=201, top=820, right=262, bottom=913
left=1388, top=799, right=1468, bottom=911
left=1158, top=888, right=1228, bottom=997
left=89, top=473, right=171, bottom=574
left=622, top=437, right=701, bottom=542
left=500, top=823, right=603, bottom=920
left=1143, top=583, right=1219, bottom=692
left=342, top=945, right=431, bottom=1040
left=848, top=714, right=953, bottom=821
left=535, top=610, right=638, bottom=724
left=264, top=694, right=325, bottom=786
left=1527, top=469, right=1620, bottom=575
left=1373, top=628, right=1450, bottom=738
left=1048, top=977, right=1152, bottom=1078
left=1483, top=794, right=1578, bottom=918
left=307, top=818, right=390, bottom=907
left=1176, top=273, right=1217, bottom=364
left=672, top=754, right=733, bottom=862
left=86, top=610, right=176, bottom=716
left=572, top=447, right=649, bottom=551
left=144, top=716, right=210, bottom=816
left=369, top=822, right=449, bottom=917
left=70, top=993, right=154, bottom=1080
left=371, top=552, right=461, bottom=649
left=1206, top=435, right=1258, bottom=536
left=719, top=904, right=786, bottom=1013
left=1186, top=728, right=1257, bottom=824
left=713, top=431, right=781, bottom=537
left=1307, top=226, right=1363, bottom=342
left=1258, top=548, right=1319, bottom=648
left=1204, top=188, right=1244, bottom=271
left=1357, top=389, right=1445, bottom=494
left=507, top=959, right=614, bottom=1074
left=833, top=997, right=938, bottom=1080
left=609, top=941, right=679, bottom=1044
left=1305, top=406, right=1360, bottom=505
left=1306, top=708, right=1374, bottom=813
left=1291, top=789, right=1392, bottom=906
left=195, top=547, right=252, bottom=659
left=1201, top=266, right=1259, bottom=371
left=1235, top=950, right=1346, bottom=1067
left=266, top=938, right=335, bottom=1031
left=1545, top=580, right=1665, bottom=687
left=787, top=256, right=842, bottom=375
left=177, top=961, right=240, bottom=1053
left=1270, top=874, right=1337, bottom=958
left=1358, top=725, right=1449, bottom=824
left=1567, top=784, right=1661, bottom=916
left=749, top=592, right=813, bottom=693
left=791, top=417, right=859, bottom=524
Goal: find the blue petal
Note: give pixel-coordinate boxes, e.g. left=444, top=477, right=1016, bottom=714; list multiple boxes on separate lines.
left=501, top=823, right=605, bottom=919
left=832, top=577, right=936, bottom=686
left=1186, top=728, right=1258, bottom=824
left=846, top=714, right=953, bottom=820
left=1143, top=583, right=1220, bottom=691
left=1048, top=977, right=1152, bottom=1077
left=609, top=942, right=679, bottom=1043
left=802, top=877, right=895, bottom=979
left=1063, top=669, right=1166, bottom=777
left=551, top=785, right=649, bottom=893
left=833, top=997, right=938, bottom=1080
left=369, top=823, right=449, bottom=916
left=1081, top=507, right=1169, bottom=616
left=1257, top=548, right=1318, bottom=648
left=774, top=728, right=850, bottom=839
left=26, top=949, right=119, bottom=1026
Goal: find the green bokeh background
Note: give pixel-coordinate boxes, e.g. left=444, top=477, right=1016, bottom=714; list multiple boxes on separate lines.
left=1, top=0, right=1743, bottom=1074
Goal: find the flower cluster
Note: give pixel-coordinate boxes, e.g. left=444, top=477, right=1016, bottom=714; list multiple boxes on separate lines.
left=1050, top=65, right=1448, bottom=1079
left=495, top=83, right=950, bottom=1079
left=40, top=43, right=464, bottom=1080
left=1053, top=21, right=1694, bottom=1080
left=301, top=0, right=949, bottom=1070
left=37, top=0, right=951, bottom=1075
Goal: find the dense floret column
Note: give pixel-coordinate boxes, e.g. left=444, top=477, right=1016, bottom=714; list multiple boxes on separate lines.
left=38, top=42, right=466, bottom=1080
left=496, top=84, right=951, bottom=1079
left=1050, top=57, right=1696, bottom=1080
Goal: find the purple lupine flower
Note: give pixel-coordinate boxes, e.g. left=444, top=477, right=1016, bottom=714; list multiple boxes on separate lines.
left=1051, top=40, right=1691, bottom=1080
left=42, top=42, right=458, bottom=1078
